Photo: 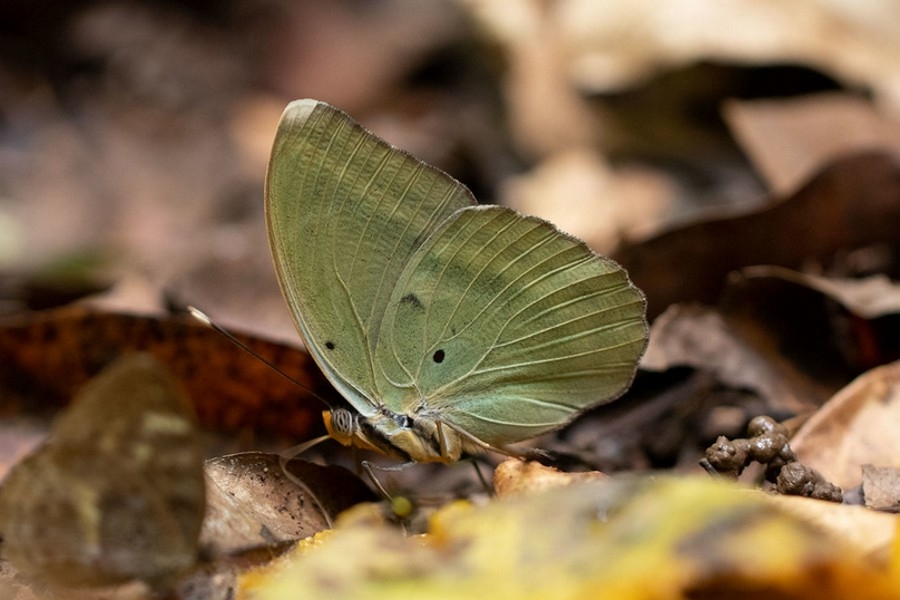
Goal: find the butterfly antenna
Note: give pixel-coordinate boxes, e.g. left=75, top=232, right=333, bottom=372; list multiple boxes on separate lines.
left=186, top=306, right=334, bottom=409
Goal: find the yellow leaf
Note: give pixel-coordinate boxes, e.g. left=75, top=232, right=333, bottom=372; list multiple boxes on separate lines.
left=239, top=476, right=899, bottom=600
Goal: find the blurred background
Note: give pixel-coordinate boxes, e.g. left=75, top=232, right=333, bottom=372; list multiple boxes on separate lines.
left=2, top=0, right=899, bottom=341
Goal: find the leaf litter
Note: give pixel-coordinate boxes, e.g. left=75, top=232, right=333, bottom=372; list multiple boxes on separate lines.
left=3, top=1, right=900, bottom=598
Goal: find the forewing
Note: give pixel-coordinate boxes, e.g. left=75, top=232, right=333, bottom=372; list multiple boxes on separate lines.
left=374, top=206, right=648, bottom=445
left=265, top=100, right=475, bottom=410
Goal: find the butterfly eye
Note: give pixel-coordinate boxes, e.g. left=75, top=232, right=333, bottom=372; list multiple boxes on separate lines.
left=393, top=414, right=411, bottom=428
left=331, top=409, right=355, bottom=436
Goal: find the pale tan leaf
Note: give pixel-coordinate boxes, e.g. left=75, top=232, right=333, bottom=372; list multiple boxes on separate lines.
left=792, top=361, right=900, bottom=489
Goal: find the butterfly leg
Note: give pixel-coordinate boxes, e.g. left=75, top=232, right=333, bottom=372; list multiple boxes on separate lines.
left=361, top=459, right=415, bottom=502
left=470, top=458, right=492, bottom=495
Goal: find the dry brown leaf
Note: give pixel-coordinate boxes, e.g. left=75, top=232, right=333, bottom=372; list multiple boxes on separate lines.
left=499, top=149, right=675, bottom=252
left=260, top=1, right=467, bottom=114
left=792, top=360, right=900, bottom=489
left=0, top=306, right=333, bottom=441
left=492, top=458, right=606, bottom=499
left=614, top=152, right=900, bottom=319
left=202, top=453, right=374, bottom=557
left=457, top=0, right=598, bottom=158
left=724, top=266, right=900, bottom=373
left=724, top=93, right=900, bottom=194
left=554, top=0, right=900, bottom=106
left=721, top=269, right=897, bottom=390
left=766, top=493, right=898, bottom=563
left=642, top=303, right=829, bottom=412
left=861, top=465, right=900, bottom=512
left=738, top=266, right=900, bottom=320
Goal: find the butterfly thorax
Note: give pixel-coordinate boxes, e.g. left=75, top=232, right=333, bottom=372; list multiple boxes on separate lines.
left=323, top=407, right=478, bottom=464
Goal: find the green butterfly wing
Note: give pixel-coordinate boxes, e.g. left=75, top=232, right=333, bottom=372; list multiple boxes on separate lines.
left=267, top=99, right=647, bottom=453
left=266, top=100, right=475, bottom=415
left=373, top=205, right=648, bottom=445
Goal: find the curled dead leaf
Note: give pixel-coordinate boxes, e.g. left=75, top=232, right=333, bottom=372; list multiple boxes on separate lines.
left=614, top=152, right=900, bottom=319
left=0, top=306, right=333, bottom=440
left=202, top=452, right=374, bottom=557
left=792, top=360, right=900, bottom=489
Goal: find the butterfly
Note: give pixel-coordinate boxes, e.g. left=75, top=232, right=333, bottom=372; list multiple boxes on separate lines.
left=265, top=100, right=648, bottom=464
left=0, top=354, right=205, bottom=588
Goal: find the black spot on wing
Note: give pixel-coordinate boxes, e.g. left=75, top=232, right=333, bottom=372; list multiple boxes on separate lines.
left=432, top=349, right=445, bottom=363
left=400, top=293, right=425, bottom=311
left=325, top=341, right=336, bottom=350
